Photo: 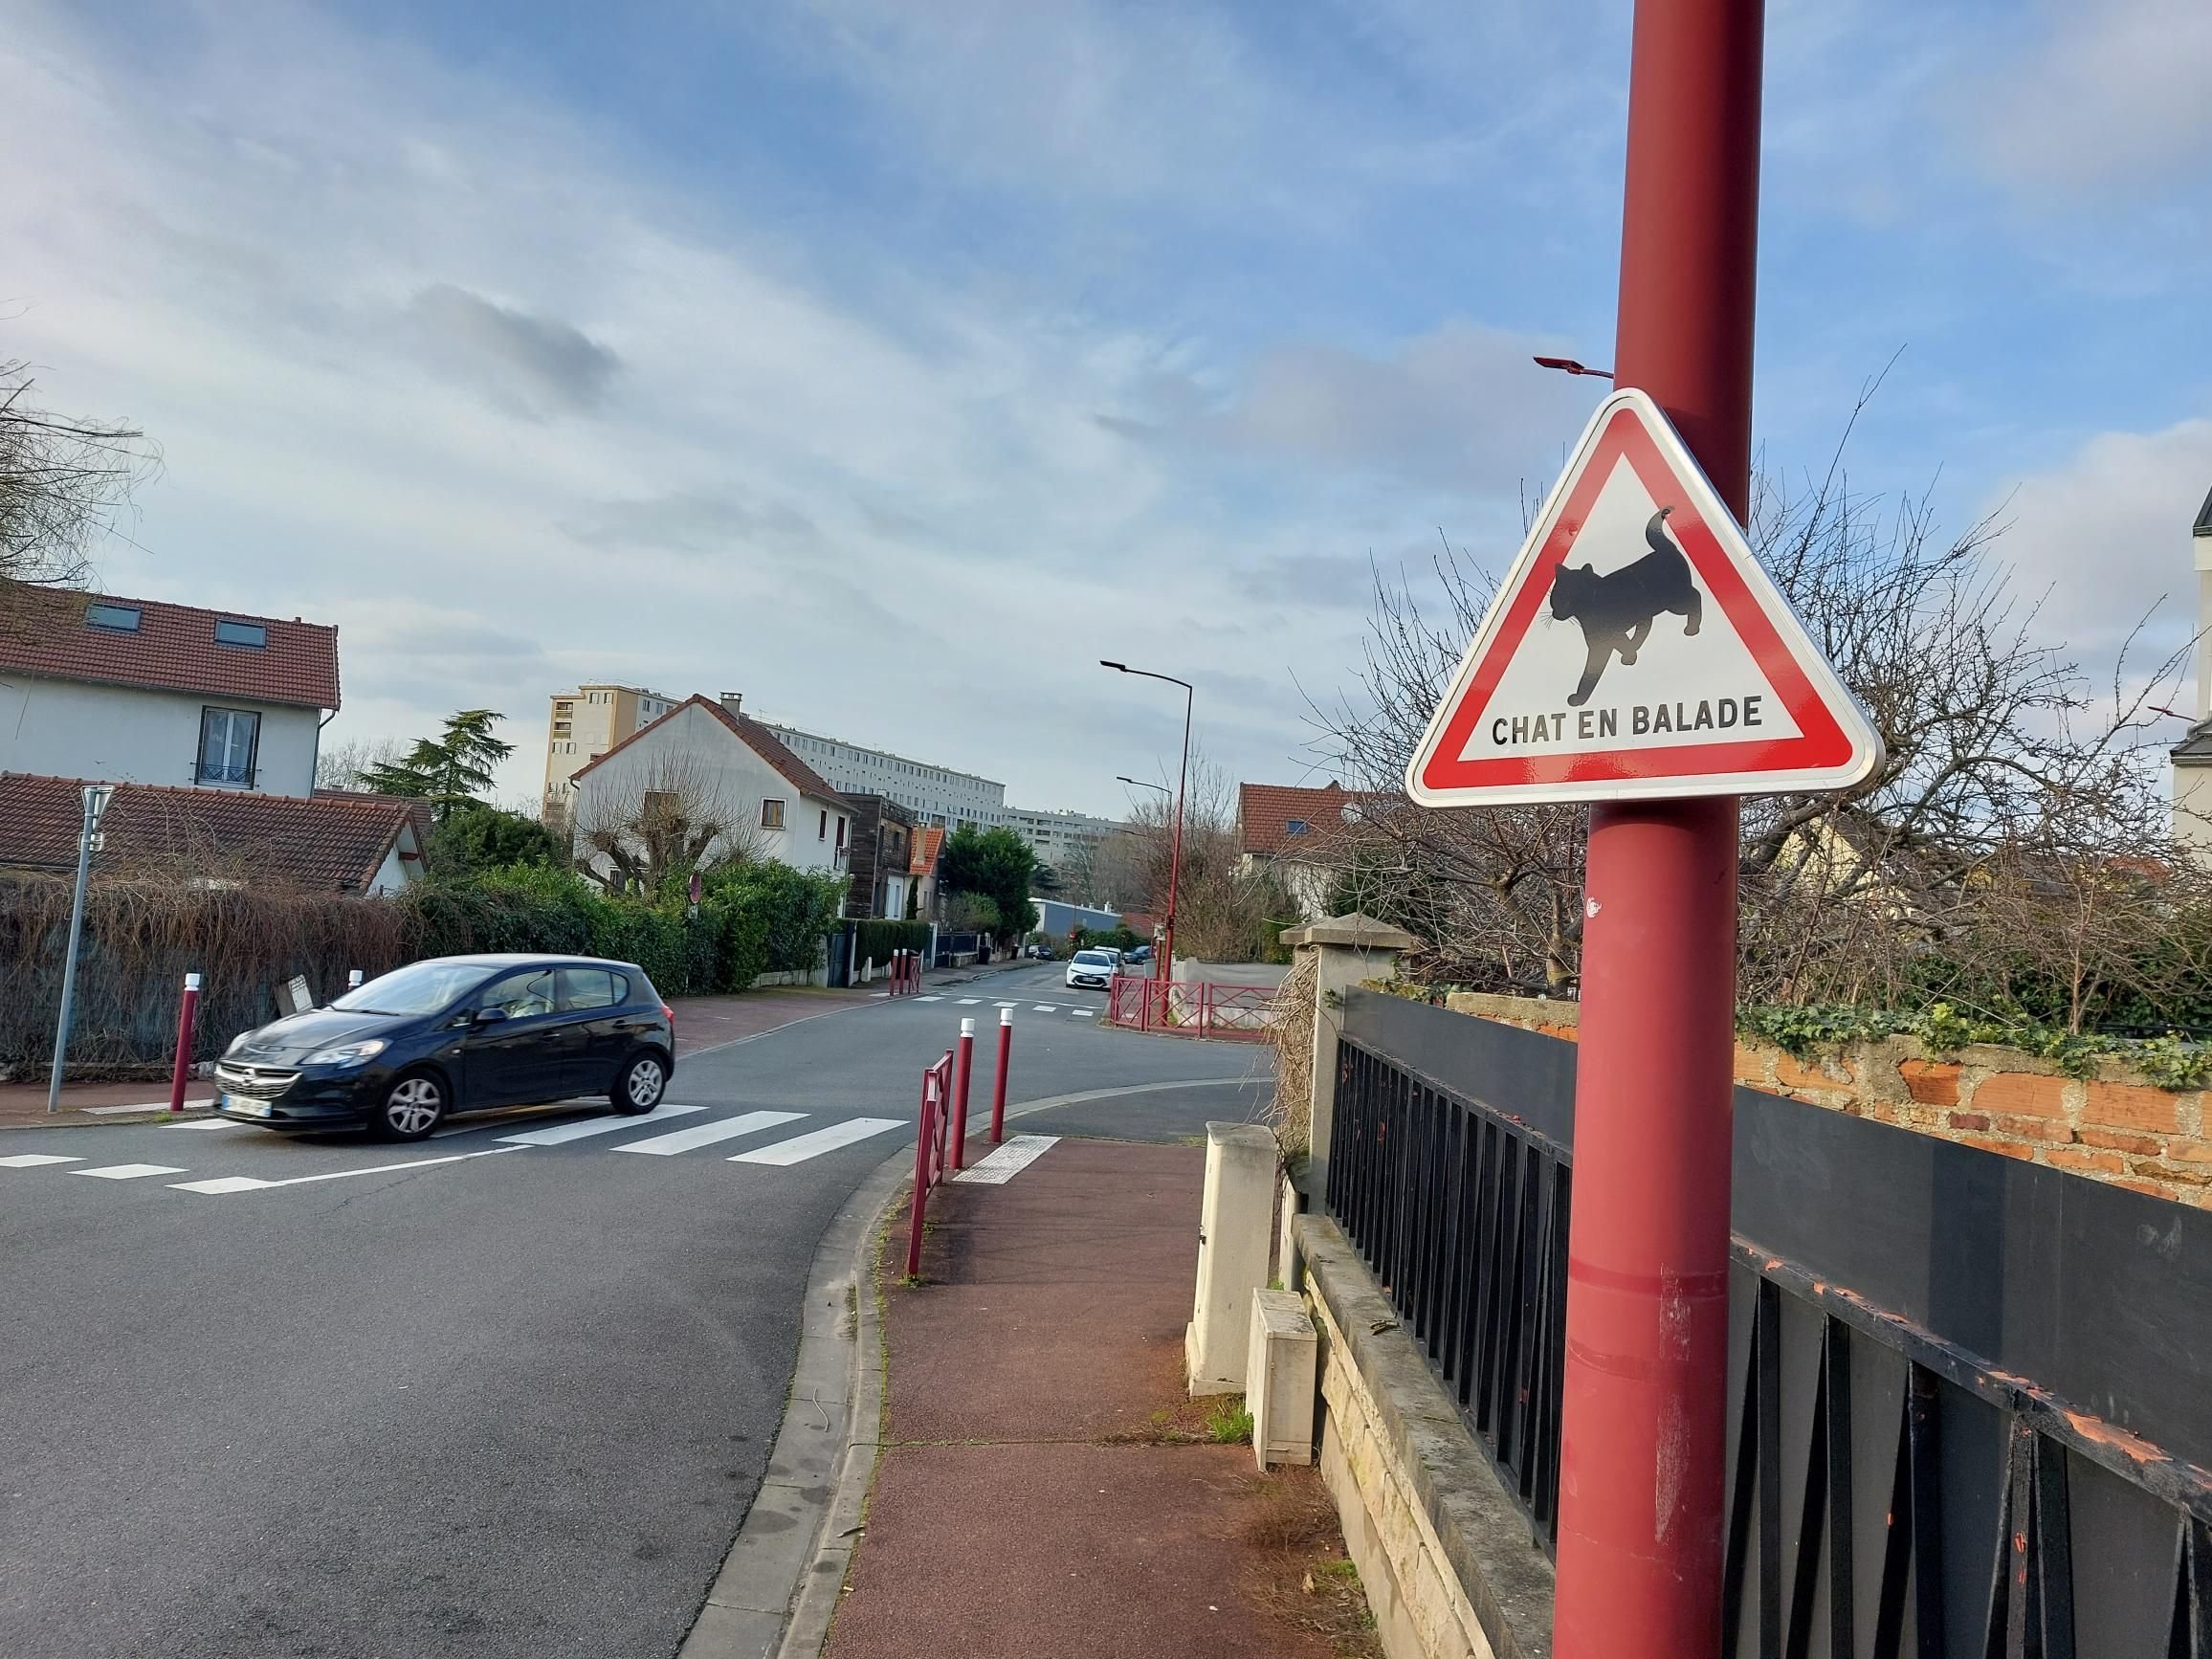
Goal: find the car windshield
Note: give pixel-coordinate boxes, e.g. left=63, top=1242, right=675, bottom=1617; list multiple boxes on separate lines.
left=329, top=960, right=496, bottom=1015
left=1073, top=951, right=1114, bottom=967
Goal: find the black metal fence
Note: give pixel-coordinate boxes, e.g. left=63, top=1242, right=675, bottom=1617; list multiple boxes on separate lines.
left=1325, top=987, right=2212, bottom=1659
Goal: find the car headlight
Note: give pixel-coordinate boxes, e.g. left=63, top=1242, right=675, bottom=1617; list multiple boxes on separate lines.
left=303, top=1039, right=388, bottom=1068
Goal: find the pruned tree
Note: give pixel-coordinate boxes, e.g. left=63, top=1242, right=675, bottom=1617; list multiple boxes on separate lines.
left=1103, top=753, right=1300, bottom=963
left=0, top=358, right=160, bottom=607
left=575, top=751, right=763, bottom=896
left=316, top=735, right=409, bottom=792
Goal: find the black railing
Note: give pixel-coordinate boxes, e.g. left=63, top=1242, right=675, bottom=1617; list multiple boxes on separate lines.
left=1325, top=986, right=2212, bottom=1657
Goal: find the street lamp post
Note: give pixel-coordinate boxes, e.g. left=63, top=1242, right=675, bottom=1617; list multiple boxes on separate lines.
left=48, top=783, right=114, bottom=1114
left=1101, top=662, right=1191, bottom=978
left=1117, top=775, right=1174, bottom=978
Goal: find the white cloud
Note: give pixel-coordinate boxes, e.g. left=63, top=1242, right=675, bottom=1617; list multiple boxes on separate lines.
left=0, top=1, right=1576, bottom=813
left=1954, top=0, right=2212, bottom=194
left=1980, top=418, right=2212, bottom=674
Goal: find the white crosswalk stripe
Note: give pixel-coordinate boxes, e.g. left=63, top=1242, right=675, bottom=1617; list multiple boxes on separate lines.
left=1032, top=1005, right=1057, bottom=1012
left=612, top=1110, right=804, bottom=1156
left=915, top=995, right=944, bottom=1002
left=0, top=1154, right=82, bottom=1168
left=497, top=1104, right=704, bottom=1146
left=1072, top=1009, right=1095, bottom=1017
left=73, top=1163, right=186, bottom=1180
left=956, top=998, right=980, bottom=1006
left=729, top=1117, right=904, bottom=1165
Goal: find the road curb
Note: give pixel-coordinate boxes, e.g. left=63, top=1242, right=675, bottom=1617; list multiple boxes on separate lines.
left=678, top=1144, right=906, bottom=1659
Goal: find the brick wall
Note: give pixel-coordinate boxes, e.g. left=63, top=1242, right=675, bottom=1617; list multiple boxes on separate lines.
left=1441, top=991, right=2211, bottom=1208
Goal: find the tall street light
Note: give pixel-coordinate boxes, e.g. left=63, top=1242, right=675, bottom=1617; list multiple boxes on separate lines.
left=1101, top=661, right=1191, bottom=978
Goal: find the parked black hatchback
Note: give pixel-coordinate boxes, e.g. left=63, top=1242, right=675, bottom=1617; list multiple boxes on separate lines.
left=212, top=955, right=676, bottom=1140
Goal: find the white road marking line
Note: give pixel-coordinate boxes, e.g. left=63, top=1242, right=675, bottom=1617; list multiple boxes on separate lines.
left=72, top=1163, right=188, bottom=1180
left=1072, top=1009, right=1095, bottom=1017
left=612, top=1110, right=804, bottom=1156
left=0, top=1154, right=84, bottom=1168
left=1032, top=1005, right=1057, bottom=1013
left=171, top=1118, right=249, bottom=1131
left=728, top=1117, right=905, bottom=1166
left=168, top=1145, right=520, bottom=1195
left=496, top=1104, right=705, bottom=1146
left=951, top=1135, right=1060, bottom=1184
left=915, top=995, right=945, bottom=1003
left=84, top=1099, right=214, bottom=1115
left=995, top=1001, right=1018, bottom=1008
left=956, top=998, right=981, bottom=1006
left=870, top=992, right=891, bottom=999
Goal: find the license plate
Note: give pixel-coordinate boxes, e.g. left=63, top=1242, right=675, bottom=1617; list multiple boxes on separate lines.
left=223, top=1094, right=273, bottom=1117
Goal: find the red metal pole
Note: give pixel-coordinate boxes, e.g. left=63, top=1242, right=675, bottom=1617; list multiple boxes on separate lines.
left=950, top=1017, right=975, bottom=1170
left=990, top=1007, right=1011, bottom=1143
left=166, top=971, right=202, bottom=1113
left=1552, top=4, right=1759, bottom=1656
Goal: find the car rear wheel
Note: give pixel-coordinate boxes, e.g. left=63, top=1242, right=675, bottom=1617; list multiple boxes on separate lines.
left=614, top=1051, right=668, bottom=1115
left=371, top=1072, right=446, bottom=1141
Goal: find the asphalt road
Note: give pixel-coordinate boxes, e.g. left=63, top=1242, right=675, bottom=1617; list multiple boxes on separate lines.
left=0, top=962, right=1272, bottom=1659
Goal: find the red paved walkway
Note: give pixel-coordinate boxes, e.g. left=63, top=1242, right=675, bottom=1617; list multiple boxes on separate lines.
left=828, top=1138, right=1370, bottom=1659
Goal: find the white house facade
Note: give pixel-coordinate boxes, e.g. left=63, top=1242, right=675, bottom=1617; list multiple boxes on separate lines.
left=0, top=590, right=340, bottom=797
left=568, top=694, right=852, bottom=883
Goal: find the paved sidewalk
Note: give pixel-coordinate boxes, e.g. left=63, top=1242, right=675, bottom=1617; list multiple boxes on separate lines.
left=825, top=1136, right=1378, bottom=1659
left=0, top=986, right=873, bottom=1130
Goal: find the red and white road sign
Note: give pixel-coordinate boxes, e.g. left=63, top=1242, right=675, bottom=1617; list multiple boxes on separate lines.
left=1406, top=388, right=1882, bottom=807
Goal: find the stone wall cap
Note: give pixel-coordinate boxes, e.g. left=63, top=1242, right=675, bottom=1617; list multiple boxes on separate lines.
left=1279, top=911, right=1418, bottom=950
left=1205, top=1121, right=1277, bottom=1150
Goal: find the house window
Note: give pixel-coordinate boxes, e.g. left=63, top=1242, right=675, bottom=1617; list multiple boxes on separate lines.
left=1285, top=819, right=1310, bottom=836
left=761, top=798, right=785, bottom=830
left=818, top=808, right=829, bottom=840
left=197, top=708, right=260, bottom=785
left=85, top=603, right=142, bottom=631
left=213, top=618, right=267, bottom=649
left=836, top=816, right=847, bottom=852
left=641, top=789, right=680, bottom=824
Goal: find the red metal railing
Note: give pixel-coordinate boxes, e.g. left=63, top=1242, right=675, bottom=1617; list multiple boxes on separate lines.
left=1104, top=974, right=1280, bottom=1042
left=903, top=1048, right=956, bottom=1278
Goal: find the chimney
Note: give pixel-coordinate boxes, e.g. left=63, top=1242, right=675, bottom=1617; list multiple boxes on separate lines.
left=720, top=692, right=744, bottom=719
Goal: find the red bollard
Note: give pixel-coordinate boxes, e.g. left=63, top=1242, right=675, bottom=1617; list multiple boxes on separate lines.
left=167, top=971, right=202, bottom=1113
left=990, top=1006, right=1011, bottom=1143
left=950, top=1017, right=975, bottom=1170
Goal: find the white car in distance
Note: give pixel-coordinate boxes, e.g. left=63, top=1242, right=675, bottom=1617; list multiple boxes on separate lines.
left=1065, top=949, right=1117, bottom=990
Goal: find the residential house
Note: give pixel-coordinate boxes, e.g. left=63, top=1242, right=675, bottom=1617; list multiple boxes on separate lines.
left=908, top=825, right=944, bottom=923
left=540, top=682, right=677, bottom=830
left=0, top=775, right=424, bottom=895
left=2172, top=483, right=2212, bottom=859
left=843, top=794, right=918, bottom=918
left=0, top=587, right=340, bottom=796
left=567, top=694, right=852, bottom=886
left=1236, top=782, right=1393, bottom=920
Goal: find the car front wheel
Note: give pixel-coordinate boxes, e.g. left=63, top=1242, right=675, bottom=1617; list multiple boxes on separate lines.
left=372, top=1072, right=446, bottom=1141
left=614, top=1051, right=668, bottom=1115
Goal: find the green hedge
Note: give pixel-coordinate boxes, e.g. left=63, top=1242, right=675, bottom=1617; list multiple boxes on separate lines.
left=852, top=918, right=932, bottom=967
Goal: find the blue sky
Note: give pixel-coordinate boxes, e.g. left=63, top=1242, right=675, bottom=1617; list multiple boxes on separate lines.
left=6, top=0, right=2209, bottom=814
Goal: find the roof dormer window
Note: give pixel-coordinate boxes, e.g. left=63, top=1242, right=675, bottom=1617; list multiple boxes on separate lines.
left=213, top=618, right=267, bottom=649
left=85, top=603, right=142, bottom=631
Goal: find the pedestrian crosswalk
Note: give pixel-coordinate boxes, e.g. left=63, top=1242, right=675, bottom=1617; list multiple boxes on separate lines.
left=913, top=994, right=1095, bottom=1018
left=0, top=1103, right=927, bottom=1200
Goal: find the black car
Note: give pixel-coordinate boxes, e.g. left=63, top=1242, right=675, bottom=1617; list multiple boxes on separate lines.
left=212, top=954, right=676, bottom=1141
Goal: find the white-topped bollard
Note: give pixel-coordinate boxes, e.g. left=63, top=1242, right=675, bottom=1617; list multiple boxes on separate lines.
left=1185, top=1120, right=1278, bottom=1397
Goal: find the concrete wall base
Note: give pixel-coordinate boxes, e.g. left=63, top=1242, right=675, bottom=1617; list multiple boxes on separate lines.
left=1297, top=1214, right=1554, bottom=1659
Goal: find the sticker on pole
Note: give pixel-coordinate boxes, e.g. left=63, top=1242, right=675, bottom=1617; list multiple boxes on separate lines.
left=1406, top=387, right=1881, bottom=807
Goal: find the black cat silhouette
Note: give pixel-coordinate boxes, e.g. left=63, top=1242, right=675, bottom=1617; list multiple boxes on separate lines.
left=1547, top=506, right=1703, bottom=706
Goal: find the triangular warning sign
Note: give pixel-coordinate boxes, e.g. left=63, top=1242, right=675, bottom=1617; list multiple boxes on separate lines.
left=1406, top=388, right=1882, bottom=807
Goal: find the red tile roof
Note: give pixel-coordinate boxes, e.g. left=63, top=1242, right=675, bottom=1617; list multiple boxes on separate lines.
left=0, top=775, right=414, bottom=893
left=909, top=825, right=944, bottom=877
left=0, top=585, right=341, bottom=709
left=1236, top=782, right=1393, bottom=856
left=568, top=695, right=851, bottom=806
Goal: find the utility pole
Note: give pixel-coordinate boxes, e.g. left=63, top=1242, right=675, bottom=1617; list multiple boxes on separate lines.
left=47, top=784, right=115, bottom=1114
left=1551, top=2, right=1762, bottom=1654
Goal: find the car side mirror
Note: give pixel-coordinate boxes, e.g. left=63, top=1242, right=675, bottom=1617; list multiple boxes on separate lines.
left=472, top=1006, right=509, bottom=1026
